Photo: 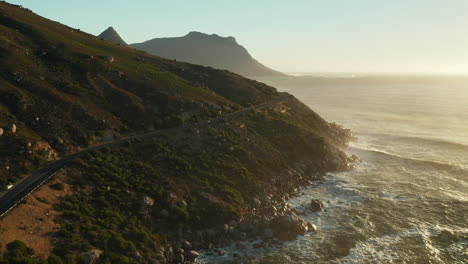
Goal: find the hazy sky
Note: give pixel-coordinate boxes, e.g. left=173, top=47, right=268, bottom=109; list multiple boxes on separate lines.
left=7, top=0, right=468, bottom=74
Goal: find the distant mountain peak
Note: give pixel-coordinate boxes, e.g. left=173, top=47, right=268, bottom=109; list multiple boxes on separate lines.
left=185, top=31, right=237, bottom=43
left=131, top=31, right=282, bottom=77
left=98, top=26, right=127, bottom=45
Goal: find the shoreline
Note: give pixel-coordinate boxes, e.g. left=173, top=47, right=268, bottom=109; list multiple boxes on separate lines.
left=164, top=153, right=354, bottom=264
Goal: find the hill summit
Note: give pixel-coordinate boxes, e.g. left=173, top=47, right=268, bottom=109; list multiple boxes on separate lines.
left=130, top=31, right=284, bottom=77
left=97, top=26, right=127, bottom=45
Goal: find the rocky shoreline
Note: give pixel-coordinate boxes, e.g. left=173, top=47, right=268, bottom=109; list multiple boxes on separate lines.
left=156, top=151, right=354, bottom=264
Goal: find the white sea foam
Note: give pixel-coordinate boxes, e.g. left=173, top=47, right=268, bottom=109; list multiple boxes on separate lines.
left=336, top=223, right=468, bottom=264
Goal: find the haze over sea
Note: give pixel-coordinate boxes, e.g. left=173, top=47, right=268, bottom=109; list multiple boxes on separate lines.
left=201, top=74, right=468, bottom=263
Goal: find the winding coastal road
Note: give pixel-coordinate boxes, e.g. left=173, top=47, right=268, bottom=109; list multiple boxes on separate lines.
left=0, top=95, right=293, bottom=218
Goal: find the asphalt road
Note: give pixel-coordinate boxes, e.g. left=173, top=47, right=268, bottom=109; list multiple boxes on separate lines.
left=0, top=95, right=293, bottom=218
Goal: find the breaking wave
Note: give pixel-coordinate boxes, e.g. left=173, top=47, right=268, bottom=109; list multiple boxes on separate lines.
left=349, top=145, right=467, bottom=173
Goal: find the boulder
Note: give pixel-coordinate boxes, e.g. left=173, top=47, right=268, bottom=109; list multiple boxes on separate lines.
left=175, top=253, right=184, bottom=263
left=142, top=196, right=155, bottom=206
left=181, top=240, right=192, bottom=250
left=101, top=55, right=114, bottom=62
left=253, top=197, right=262, bottom=208
left=307, top=222, right=318, bottom=233
left=154, top=253, right=166, bottom=263
left=179, top=200, right=188, bottom=209
left=310, top=199, right=324, bottom=212
left=270, top=212, right=308, bottom=241
left=221, top=224, right=229, bottom=234
left=214, top=249, right=225, bottom=256
left=185, top=250, right=200, bottom=261
left=8, top=123, right=16, bottom=134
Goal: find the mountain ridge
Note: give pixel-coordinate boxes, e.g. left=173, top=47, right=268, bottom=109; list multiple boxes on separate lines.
left=128, top=30, right=284, bottom=77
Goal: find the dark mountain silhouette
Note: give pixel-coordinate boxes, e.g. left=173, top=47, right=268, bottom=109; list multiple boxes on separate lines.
left=98, top=26, right=127, bottom=45
left=130, top=31, right=284, bottom=77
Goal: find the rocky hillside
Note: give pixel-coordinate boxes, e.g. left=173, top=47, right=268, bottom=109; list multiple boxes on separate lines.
left=0, top=2, right=351, bottom=264
left=130, top=31, right=284, bottom=77
left=0, top=2, right=282, bottom=187
left=97, top=26, right=127, bottom=45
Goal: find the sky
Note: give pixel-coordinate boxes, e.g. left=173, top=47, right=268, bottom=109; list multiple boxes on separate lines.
left=6, top=0, right=468, bottom=74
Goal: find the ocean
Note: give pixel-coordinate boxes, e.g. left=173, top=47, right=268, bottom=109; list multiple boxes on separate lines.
left=201, top=75, right=468, bottom=263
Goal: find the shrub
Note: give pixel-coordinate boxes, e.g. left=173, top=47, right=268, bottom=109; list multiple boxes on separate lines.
left=3, top=240, right=36, bottom=263
left=49, top=182, right=65, bottom=191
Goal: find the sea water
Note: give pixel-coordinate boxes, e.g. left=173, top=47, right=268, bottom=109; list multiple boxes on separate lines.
left=200, top=74, right=468, bottom=264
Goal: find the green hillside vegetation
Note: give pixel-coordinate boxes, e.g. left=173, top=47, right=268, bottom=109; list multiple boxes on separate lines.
left=0, top=2, right=351, bottom=263
left=0, top=2, right=280, bottom=186
left=53, top=101, right=349, bottom=263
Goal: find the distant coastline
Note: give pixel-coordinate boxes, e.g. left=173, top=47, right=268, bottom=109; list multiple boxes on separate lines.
left=285, top=72, right=468, bottom=77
